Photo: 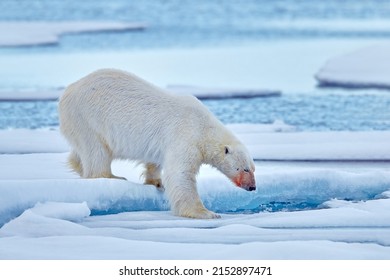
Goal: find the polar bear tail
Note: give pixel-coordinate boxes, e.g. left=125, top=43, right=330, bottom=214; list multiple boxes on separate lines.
left=68, top=150, right=83, bottom=176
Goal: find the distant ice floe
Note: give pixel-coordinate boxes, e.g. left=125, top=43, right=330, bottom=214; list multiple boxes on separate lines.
left=227, top=120, right=296, bottom=133
left=167, top=85, right=281, bottom=99
left=0, top=89, right=62, bottom=101
left=0, top=84, right=281, bottom=101
left=0, top=21, right=146, bottom=47
left=315, top=44, right=390, bottom=89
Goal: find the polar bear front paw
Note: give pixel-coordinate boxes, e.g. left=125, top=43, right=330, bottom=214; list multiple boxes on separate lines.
left=198, top=210, right=221, bottom=219
left=110, top=175, right=127, bottom=180
left=179, top=208, right=221, bottom=219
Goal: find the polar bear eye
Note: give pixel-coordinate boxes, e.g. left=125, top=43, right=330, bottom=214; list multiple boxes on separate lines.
left=225, top=147, right=230, bottom=154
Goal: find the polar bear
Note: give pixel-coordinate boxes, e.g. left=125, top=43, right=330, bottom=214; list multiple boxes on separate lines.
left=58, top=69, right=256, bottom=219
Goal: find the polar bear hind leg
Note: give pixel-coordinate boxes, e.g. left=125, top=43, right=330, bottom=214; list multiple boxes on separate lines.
left=143, top=163, right=164, bottom=190
left=69, top=132, right=125, bottom=180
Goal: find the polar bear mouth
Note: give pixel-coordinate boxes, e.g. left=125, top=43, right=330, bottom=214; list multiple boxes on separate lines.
left=233, top=171, right=256, bottom=191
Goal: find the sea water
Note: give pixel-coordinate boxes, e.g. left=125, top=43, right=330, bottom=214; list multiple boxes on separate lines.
left=1, top=91, right=390, bottom=130
left=2, top=0, right=390, bottom=52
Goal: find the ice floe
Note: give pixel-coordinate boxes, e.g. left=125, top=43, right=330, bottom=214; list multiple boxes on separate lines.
left=1, top=199, right=390, bottom=259
left=2, top=128, right=389, bottom=161
left=316, top=44, right=390, bottom=89
left=0, top=21, right=146, bottom=47
left=166, top=85, right=280, bottom=99
left=0, top=126, right=389, bottom=259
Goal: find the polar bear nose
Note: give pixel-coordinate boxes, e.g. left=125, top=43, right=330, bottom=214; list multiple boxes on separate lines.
left=233, top=170, right=256, bottom=191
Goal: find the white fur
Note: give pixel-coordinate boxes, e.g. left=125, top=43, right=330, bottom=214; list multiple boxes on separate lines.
left=59, top=69, right=255, bottom=219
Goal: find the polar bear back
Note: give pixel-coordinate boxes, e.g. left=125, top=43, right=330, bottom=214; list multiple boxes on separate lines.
left=59, top=69, right=221, bottom=165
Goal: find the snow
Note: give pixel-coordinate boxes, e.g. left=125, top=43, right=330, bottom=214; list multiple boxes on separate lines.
left=241, top=130, right=390, bottom=161
left=0, top=129, right=390, bottom=259
left=316, top=43, right=390, bottom=89
left=1, top=200, right=390, bottom=259
left=0, top=21, right=146, bottom=47
left=0, top=129, right=68, bottom=154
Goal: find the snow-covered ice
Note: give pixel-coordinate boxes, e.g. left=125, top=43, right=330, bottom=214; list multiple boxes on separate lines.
left=1, top=199, right=390, bottom=259
left=0, top=21, right=146, bottom=47
left=2, top=128, right=390, bottom=160
left=0, top=89, right=62, bottom=101
left=240, top=130, right=390, bottom=161
left=166, top=85, right=281, bottom=99
left=0, top=129, right=68, bottom=154
left=0, top=128, right=389, bottom=259
left=316, top=43, right=390, bottom=89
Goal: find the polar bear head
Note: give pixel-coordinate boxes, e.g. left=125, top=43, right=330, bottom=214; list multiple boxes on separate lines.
left=214, top=143, right=256, bottom=191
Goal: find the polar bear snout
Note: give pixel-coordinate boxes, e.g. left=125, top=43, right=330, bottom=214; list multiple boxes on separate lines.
left=233, top=170, right=256, bottom=191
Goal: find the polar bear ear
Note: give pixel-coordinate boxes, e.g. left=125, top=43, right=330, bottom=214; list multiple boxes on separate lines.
left=224, top=146, right=230, bottom=154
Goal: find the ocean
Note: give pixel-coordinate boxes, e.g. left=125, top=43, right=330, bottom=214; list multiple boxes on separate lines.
left=2, top=0, right=390, bottom=52
left=0, top=0, right=390, bottom=130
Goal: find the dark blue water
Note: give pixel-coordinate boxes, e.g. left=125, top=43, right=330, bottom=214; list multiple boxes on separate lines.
left=1, top=92, right=389, bottom=131
left=204, top=92, right=390, bottom=131
left=1, top=0, right=390, bottom=52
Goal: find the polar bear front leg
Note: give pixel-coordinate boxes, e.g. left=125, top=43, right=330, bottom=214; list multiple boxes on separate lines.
left=162, top=160, right=220, bottom=219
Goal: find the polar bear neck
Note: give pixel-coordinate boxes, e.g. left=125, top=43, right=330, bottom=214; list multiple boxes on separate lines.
left=199, top=118, right=240, bottom=167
